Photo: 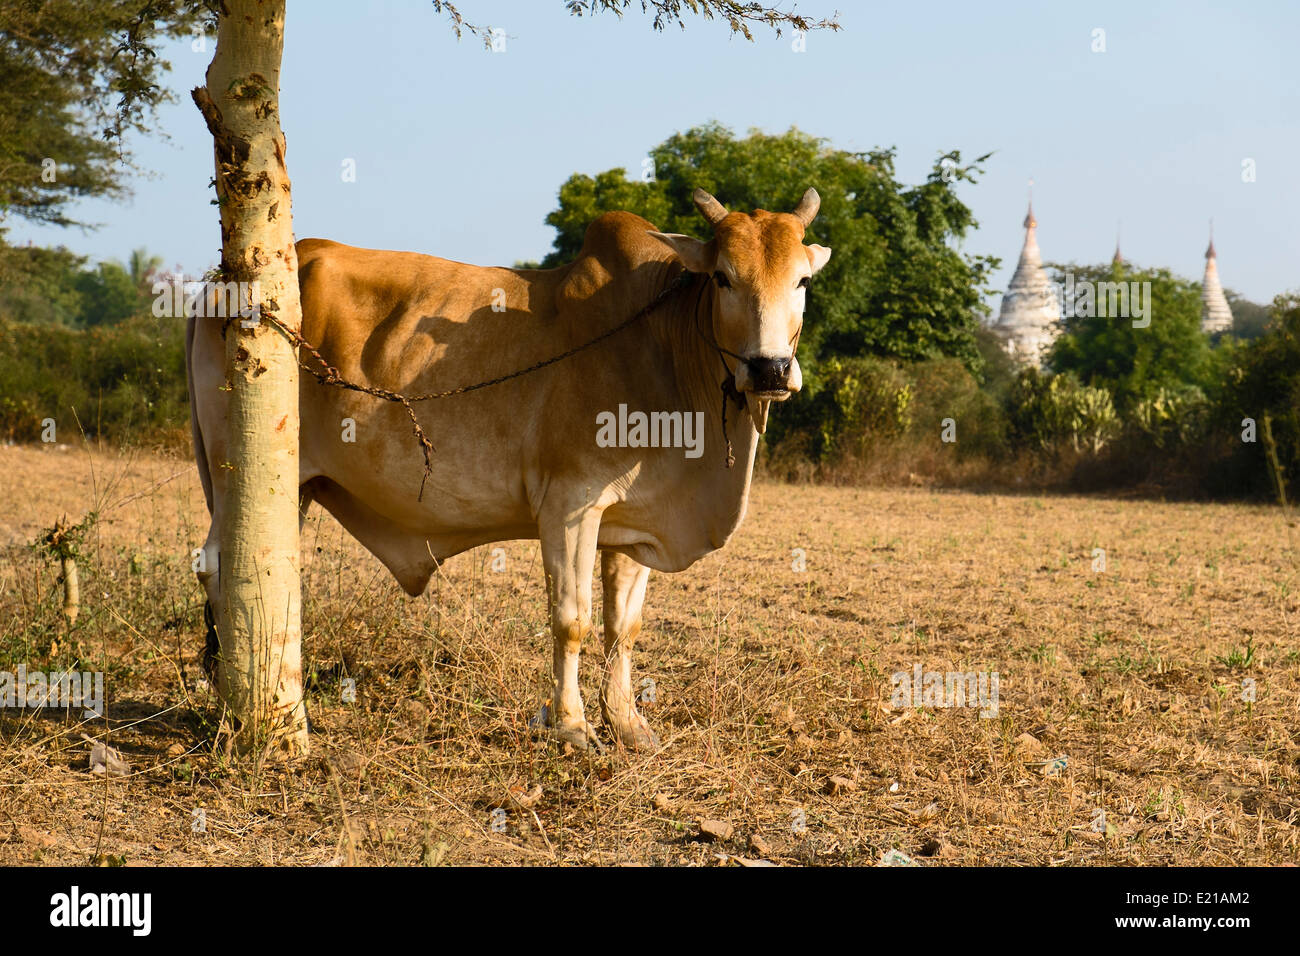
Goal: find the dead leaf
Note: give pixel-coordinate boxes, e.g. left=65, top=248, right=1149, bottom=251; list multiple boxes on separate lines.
left=909, top=803, right=939, bottom=825
left=507, top=784, right=542, bottom=810
left=1014, top=732, right=1043, bottom=755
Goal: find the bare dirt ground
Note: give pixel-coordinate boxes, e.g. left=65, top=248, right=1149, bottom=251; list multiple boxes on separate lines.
left=1, top=443, right=1296, bottom=866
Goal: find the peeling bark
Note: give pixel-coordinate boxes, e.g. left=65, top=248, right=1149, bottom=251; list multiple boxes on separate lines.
left=60, top=555, right=79, bottom=626
left=194, top=0, right=307, bottom=755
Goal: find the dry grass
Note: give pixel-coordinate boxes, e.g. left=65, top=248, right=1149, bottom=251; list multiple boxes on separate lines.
left=0, top=442, right=1297, bottom=866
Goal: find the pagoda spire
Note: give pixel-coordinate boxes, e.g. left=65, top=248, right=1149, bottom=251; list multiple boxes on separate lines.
left=1016, top=180, right=1042, bottom=270
left=1201, top=220, right=1233, bottom=334
left=996, top=179, right=1060, bottom=365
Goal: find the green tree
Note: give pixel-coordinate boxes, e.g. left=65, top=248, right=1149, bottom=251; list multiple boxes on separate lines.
left=127, top=246, right=163, bottom=292
left=0, top=245, right=154, bottom=327
left=1047, top=260, right=1213, bottom=412
left=1225, top=290, right=1271, bottom=340
left=540, top=123, right=997, bottom=377
left=0, top=0, right=202, bottom=255
left=0, top=244, right=87, bottom=325
left=75, top=259, right=140, bottom=326
left=1225, top=293, right=1300, bottom=498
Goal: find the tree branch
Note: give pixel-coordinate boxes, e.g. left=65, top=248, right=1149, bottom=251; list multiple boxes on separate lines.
left=431, top=0, right=839, bottom=46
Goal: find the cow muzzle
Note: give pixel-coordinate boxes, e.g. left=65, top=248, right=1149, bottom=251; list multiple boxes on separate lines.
left=733, top=355, right=802, bottom=435
left=744, top=357, right=792, bottom=396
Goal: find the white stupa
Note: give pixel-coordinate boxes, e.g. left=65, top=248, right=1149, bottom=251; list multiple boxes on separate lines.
left=995, top=193, right=1060, bottom=365
left=1201, top=225, right=1234, bottom=334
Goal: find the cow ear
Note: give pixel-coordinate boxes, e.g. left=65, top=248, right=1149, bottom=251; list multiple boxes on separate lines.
left=648, top=232, right=713, bottom=274
left=806, top=243, right=832, bottom=275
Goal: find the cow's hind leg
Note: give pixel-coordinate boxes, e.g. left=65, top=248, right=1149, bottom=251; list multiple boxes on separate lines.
left=599, top=550, right=659, bottom=751
left=536, top=500, right=605, bottom=753
left=194, top=473, right=224, bottom=685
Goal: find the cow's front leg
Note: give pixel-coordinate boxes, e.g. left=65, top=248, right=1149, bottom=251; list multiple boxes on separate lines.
left=599, top=550, right=659, bottom=751
left=537, top=502, right=605, bottom=753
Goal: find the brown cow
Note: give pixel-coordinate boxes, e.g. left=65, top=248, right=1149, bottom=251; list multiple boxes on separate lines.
left=188, top=188, right=831, bottom=751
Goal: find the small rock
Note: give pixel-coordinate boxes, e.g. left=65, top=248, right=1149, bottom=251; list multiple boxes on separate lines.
left=698, top=819, right=734, bottom=842
left=88, top=739, right=129, bottom=778
left=749, top=833, right=772, bottom=857
left=652, top=793, right=673, bottom=812
left=825, top=775, right=857, bottom=796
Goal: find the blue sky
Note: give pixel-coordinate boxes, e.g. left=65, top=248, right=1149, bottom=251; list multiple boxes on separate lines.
left=10, top=0, right=1297, bottom=304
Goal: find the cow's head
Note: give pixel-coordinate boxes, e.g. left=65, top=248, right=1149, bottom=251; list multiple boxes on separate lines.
left=649, top=187, right=832, bottom=433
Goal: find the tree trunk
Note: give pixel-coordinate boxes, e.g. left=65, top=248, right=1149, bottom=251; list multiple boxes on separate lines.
left=193, top=0, right=307, bottom=755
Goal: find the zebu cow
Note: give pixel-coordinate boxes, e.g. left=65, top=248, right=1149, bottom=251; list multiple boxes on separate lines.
left=188, top=188, right=831, bottom=751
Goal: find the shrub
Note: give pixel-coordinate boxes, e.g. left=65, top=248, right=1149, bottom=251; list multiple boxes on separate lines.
left=1007, top=367, right=1119, bottom=455
left=0, top=314, right=188, bottom=447
left=1130, top=385, right=1210, bottom=448
left=770, top=354, right=913, bottom=462
left=1221, top=293, right=1300, bottom=499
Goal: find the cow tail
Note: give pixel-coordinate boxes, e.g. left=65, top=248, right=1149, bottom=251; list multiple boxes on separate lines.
left=185, top=313, right=215, bottom=516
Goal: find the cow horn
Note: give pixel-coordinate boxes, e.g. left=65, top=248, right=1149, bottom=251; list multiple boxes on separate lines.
left=792, top=187, right=820, bottom=226
left=692, top=188, right=729, bottom=226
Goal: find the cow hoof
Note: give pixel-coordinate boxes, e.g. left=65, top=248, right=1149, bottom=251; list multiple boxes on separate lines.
left=609, top=713, right=661, bottom=752
left=554, top=719, right=607, bottom=755
left=530, top=703, right=606, bottom=755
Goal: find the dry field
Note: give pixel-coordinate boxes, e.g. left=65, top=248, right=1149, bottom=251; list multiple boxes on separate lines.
left=0, top=442, right=1296, bottom=866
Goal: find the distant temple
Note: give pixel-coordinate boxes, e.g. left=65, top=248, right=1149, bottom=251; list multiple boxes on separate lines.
left=994, top=197, right=1236, bottom=362
left=1201, top=227, right=1234, bottom=334
left=993, top=198, right=1060, bottom=365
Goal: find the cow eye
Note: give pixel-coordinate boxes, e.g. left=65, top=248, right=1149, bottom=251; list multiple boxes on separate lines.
left=713, top=270, right=731, bottom=289
left=797, top=276, right=811, bottom=290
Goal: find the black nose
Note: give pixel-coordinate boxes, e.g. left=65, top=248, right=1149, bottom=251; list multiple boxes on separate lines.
left=747, top=357, right=791, bottom=392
